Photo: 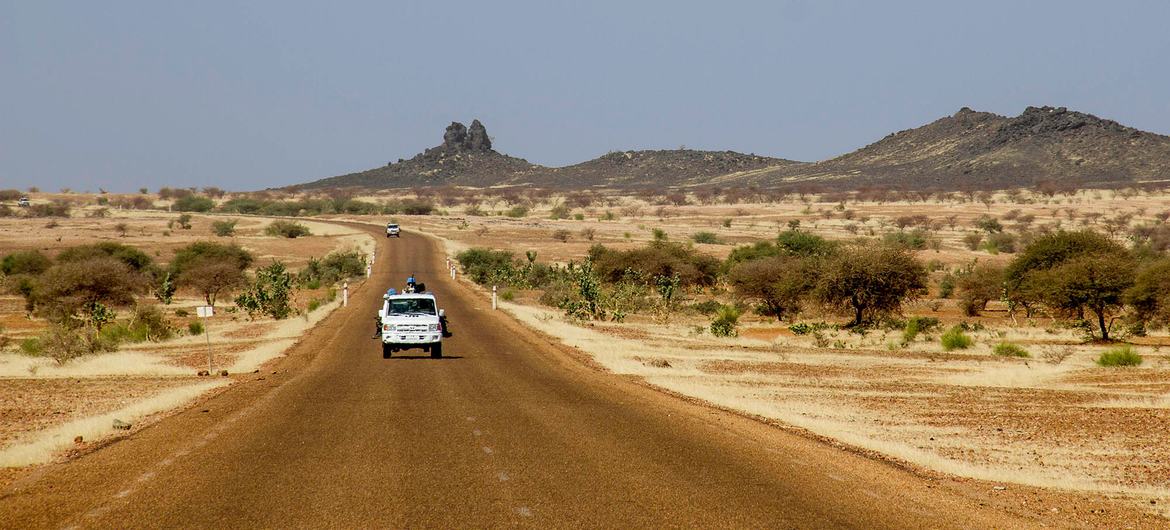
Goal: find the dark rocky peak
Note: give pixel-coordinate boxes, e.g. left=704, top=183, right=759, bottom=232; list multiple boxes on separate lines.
left=468, top=119, right=492, bottom=151
left=442, top=121, right=468, bottom=148
left=993, top=106, right=1139, bottom=146
left=438, top=120, right=493, bottom=152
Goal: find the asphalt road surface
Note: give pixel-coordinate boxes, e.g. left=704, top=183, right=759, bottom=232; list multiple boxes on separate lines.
left=0, top=225, right=1033, bottom=528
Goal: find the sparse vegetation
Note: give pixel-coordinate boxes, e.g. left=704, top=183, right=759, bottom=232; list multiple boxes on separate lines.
left=941, top=326, right=974, bottom=351
left=1096, top=345, right=1142, bottom=367
left=993, top=342, right=1030, bottom=358
left=265, top=220, right=311, bottom=238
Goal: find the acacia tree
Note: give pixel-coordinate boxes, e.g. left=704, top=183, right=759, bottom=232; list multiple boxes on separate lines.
left=33, top=256, right=142, bottom=326
left=728, top=256, right=816, bottom=321
left=814, top=243, right=927, bottom=327
left=1037, top=255, right=1133, bottom=340
left=1007, top=230, right=1134, bottom=339
left=1127, top=258, right=1170, bottom=327
left=955, top=263, right=1005, bottom=316
left=178, top=259, right=246, bottom=307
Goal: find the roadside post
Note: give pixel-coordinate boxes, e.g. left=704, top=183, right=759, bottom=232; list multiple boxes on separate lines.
left=343, top=281, right=349, bottom=307
left=196, top=305, right=214, bottom=374
left=366, top=264, right=371, bottom=278
left=492, top=285, right=498, bottom=310
left=450, top=266, right=456, bottom=279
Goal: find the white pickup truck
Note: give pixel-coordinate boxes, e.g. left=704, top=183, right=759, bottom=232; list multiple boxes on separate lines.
left=385, top=222, right=400, bottom=238
left=378, top=291, right=444, bottom=358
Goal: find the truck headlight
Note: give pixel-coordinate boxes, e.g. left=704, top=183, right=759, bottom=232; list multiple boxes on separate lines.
left=383, top=324, right=394, bottom=332
left=428, top=323, right=440, bottom=332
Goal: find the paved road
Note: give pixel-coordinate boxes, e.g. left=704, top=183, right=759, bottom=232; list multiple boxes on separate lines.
left=0, top=226, right=1031, bottom=528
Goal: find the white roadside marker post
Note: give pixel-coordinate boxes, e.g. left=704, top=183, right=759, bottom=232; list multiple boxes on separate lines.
left=196, top=305, right=214, bottom=375
left=366, top=264, right=371, bottom=278
left=492, top=285, right=498, bottom=310
left=343, top=281, right=349, bottom=307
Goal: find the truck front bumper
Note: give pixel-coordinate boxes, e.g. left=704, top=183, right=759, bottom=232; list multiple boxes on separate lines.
left=382, top=334, right=441, bottom=345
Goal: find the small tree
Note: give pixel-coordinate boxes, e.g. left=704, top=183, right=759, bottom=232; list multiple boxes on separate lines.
left=179, top=259, right=247, bottom=307
left=1127, top=258, right=1170, bottom=327
left=815, top=243, right=927, bottom=327
left=33, top=257, right=142, bottom=326
left=265, top=220, right=310, bottom=238
left=955, top=263, right=1005, bottom=316
left=1034, top=254, right=1134, bottom=340
left=235, top=261, right=294, bottom=320
left=212, top=219, right=238, bottom=237
left=729, top=256, right=815, bottom=321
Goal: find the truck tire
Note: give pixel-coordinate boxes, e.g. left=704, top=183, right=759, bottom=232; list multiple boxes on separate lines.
left=382, top=343, right=392, bottom=359
left=431, top=343, right=442, bottom=359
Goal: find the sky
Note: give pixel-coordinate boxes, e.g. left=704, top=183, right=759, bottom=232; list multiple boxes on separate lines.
left=2, top=1, right=1169, bottom=192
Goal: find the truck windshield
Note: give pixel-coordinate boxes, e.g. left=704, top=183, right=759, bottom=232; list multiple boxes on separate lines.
left=386, top=298, right=435, bottom=315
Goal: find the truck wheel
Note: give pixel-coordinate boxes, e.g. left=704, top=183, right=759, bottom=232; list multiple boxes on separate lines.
left=382, top=343, right=392, bottom=359
left=431, top=343, right=443, bottom=358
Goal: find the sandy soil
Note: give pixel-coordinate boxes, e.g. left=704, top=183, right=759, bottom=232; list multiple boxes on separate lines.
left=0, top=209, right=374, bottom=470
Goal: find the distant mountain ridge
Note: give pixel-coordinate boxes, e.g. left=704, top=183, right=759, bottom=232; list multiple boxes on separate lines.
left=294, top=107, right=1170, bottom=191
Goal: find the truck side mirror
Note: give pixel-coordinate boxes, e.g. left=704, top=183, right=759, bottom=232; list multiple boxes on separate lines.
left=438, top=309, right=445, bottom=317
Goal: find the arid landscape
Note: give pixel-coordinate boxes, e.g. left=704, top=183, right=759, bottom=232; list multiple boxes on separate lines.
left=388, top=189, right=1170, bottom=512
left=0, top=195, right=374, bottom=485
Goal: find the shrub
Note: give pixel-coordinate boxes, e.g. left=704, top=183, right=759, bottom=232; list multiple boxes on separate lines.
left=691, top=231, right=720, bottom=244
left=0, top=189, right=22, bottom=201
left=729, top=256, right=814, bottom=321
left=1, top=250, right=52, bottom=276
left=456, top=248, right=516, bottom=285
left=1096, top=345, right=1142, bottom=367
left=591, top=241, right=719, bottom=288
left=993, top=343, right=1030, bottom=358
left=307, top=299, right=321, bottom=312
left=235, top=261, right=294, bottom=320
left=178, top=259, right=247, bottom=306
left=940, top=326, right=974, bottom=351
left=265, top=220, right=311, bottom=238
left=983, top=232, right=1017, bottom=254
left=176, top=213, right=193, bottom=229
left=549, top=204, right=571, bottom=219
left=500, top=289, right=515, bottom=301
left=129, top=305, right=175, bottom=342
left=709, top=305, right=740, bottom=337
left=883, top=229, right=929, bottom=250
left=689, top=300, right=722, bottom=315
left=962, top=233, right=984, bottom=250
left=776, top=230, right=836, bottom=257
left=188, top=320, right=204, bottom=335
left=551, top=229, right=571, bottom=242
left=652, top=228, right=668, bottom=241
left=902, top=316, right=941, bottom=344
left=505, top=205, right=529, bottom=218
left=956, top=264, right=1005, bottom=316
left=173, top=195, right=215, bottom=212
left=212, top=219, right=238, bottom=237
left=298, top=249, right=367, bottom=286
left=580, top=227, right=596, bottom=241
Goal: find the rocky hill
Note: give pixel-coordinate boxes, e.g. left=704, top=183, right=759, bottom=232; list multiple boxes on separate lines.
left=296, top=107, right=1170, bottom=191
left=744, top=106, right=1170, bottom=190
left=299, top=120, right=546, bottom=189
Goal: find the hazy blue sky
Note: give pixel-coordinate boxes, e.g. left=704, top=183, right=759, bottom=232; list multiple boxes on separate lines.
left=3, top=1, right=1169, bottom=191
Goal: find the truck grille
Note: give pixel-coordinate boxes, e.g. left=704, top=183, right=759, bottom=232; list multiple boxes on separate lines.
left=395, top=324, right=429, bottom=333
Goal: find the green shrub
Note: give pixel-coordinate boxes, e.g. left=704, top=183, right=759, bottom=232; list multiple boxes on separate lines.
left=174, top=308, right=189, bottom=317
left=691, top=231, right=720, bottom=244
left=941, top=326, right=974, bottom=351
left=993, top=342, right=1030, bottom=358
left=505, top=206, right=529, bottom=218
left=234, top=261, right=294, bottom=320
left=173, top=195, right=215, bottom=212
left=212, top=219, right=238, bottom=237
left=1097, top=345, right=1142, bottom=367
left=265, top=220, right=311, bottom=238
left=1, top=250, right=52, bottom=276
left=500, top=289, right=515, bottom=301
left=883, top=229, right=929, bottom=250
left=938, top=273, right=956, bottom=298
left=573, top=213, right=585, bottom=221
left=20, top=337, right=43, bottom=356
left=690, top=300, right=722, bottom=315
left=902, top=316, right=941, bottom=344
left=456, top=248, right=516, bottom=285
left=549, top=204, right=570, bottom=219
left=307, top=299, right=321, bottom=312
left=188, top=320, right=204, bottom=335
left=710, top=305, right=741, bottom=337
left=652, top=228, right=668, bottom=241
left=298, top=250, right=366, bottom=286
